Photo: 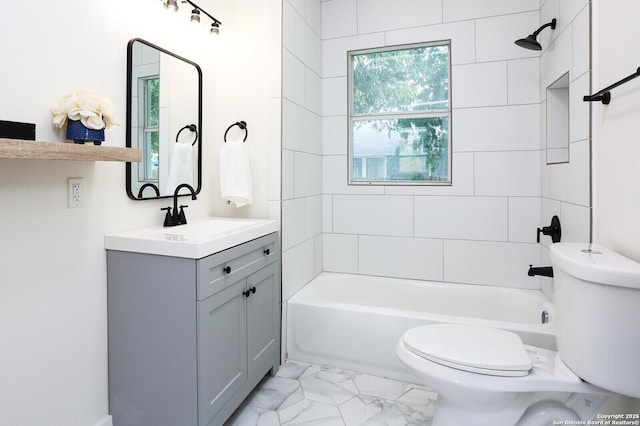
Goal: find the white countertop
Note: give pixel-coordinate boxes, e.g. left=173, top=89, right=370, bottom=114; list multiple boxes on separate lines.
left=105, top=217, right=279, bottom=259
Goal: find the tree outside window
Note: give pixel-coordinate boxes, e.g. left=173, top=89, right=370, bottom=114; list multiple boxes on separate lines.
left=348, top=41, right=451, bottom=184
left=140, top=76, right=160, bottom=182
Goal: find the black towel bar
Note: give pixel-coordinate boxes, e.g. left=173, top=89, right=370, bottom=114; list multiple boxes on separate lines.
left=583, top=67, right=640, bottom=105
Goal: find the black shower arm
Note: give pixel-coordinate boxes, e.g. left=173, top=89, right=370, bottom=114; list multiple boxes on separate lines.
left=584, top=67, right=640, bottom=105
left=532, top=19, right=556, bottom=37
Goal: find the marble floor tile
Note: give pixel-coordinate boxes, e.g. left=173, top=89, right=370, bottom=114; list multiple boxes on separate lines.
left=228, top=361, right=434, bottom=426
left=339, top=395, right=407, bottom=426
left=300, top=370, right=359, bottom=406
left=395, top=388, right=437, bottom=425
left=352, top=374, right=413, bottom=400
left=246, top=376, right=302, bottom=411
left=279, top=399, right=344, bottom=426
left=276, top=361, right=314, bottom=380
left=279, top=388, right=306, bottom=411
left=227, top=406, right=280, bottom=426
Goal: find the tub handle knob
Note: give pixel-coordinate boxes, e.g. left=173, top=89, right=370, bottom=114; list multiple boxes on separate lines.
left=541, top=310, right=549, bottom=324
left=537, top=215, right=561, bottom=243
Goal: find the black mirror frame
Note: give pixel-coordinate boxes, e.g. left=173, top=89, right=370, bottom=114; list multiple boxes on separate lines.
left=125, top=38, right=203, bottom=201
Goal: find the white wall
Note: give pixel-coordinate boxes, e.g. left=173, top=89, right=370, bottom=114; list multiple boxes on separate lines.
left=321, top=0, right=546, bottom=289
left=538, top=0, right=592, bottom=299
left=316, top=0, right=592, bottom=293
left=593, top=0, right=640, bottom=261
left=591, top=0, right=640, bottom=413
left=281, top=0, right=323, bottom=303
left=0, top=0, right=280, bottom=424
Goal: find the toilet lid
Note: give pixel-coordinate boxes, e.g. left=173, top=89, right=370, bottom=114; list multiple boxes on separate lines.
left=402, top=324, right=532, bottom=377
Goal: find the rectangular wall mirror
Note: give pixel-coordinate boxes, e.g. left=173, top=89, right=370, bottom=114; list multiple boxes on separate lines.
left=126, top=38, right=203, bottom=200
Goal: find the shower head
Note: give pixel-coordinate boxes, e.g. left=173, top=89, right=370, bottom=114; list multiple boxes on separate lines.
left=515, top=34, right=543, bottom=51
left=514, top=18, right=557, bottom=51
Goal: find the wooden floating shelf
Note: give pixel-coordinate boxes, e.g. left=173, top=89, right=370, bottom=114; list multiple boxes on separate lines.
left=0, top=138, right=141, bottom=162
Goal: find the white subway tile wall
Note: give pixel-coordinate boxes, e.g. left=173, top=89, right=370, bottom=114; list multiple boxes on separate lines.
left=453, top=105, right=540, bottom=152
left=283, top=0, right=591, bottom=300
left=282, top=0, right=324, bottom=303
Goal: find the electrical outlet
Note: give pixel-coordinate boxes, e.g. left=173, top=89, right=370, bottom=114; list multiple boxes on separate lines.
left=68, top=178, right=83, bottom=208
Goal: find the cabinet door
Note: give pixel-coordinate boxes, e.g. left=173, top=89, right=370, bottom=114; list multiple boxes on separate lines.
left=197, top=279, right=247, bottom=426
left=246, top=261, right=281, bottom=383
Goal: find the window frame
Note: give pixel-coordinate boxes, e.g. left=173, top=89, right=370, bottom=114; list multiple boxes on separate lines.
left=347, top=41, right=453, bottom=186
left=138, top=76, right=160, bottom=182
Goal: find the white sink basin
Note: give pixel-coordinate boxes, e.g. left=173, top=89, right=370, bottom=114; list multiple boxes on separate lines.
left=155, top=219, right=255, bottom=239
left=105, top=217, right=279, bottom=259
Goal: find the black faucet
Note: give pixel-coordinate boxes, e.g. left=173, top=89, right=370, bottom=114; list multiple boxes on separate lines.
left=137, top=183, right=160, bottom=199
left=161, top=183, right=197, bottom=227
left=528, top=265, right=554, bottom=278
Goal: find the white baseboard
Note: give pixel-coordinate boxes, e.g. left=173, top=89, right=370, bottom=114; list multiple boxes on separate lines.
left=94, top=415, right=113, bottom=426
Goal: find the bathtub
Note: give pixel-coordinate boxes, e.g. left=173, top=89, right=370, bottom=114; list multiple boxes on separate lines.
left=286, top=272, right=556, bottom=382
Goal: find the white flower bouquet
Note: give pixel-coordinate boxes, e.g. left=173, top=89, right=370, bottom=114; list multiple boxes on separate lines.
left=52, top=89, right=119, bottom=130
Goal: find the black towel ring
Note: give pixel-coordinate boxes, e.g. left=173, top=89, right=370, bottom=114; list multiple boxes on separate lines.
left=224, top=121, right=248, bottom=142
left=176, top=124, right=198, bottom=146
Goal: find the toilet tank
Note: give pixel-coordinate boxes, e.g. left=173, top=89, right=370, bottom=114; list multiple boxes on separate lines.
left=549, top=243, right=640, bottom=398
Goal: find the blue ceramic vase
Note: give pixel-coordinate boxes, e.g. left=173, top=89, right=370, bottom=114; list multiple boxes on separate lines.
left=66, top=119, right=105, bottom=145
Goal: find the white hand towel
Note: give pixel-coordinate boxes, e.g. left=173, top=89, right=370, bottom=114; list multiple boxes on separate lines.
left=219, top=139, right=253, bottom=207
left=163, top=142, right=194, bottom=195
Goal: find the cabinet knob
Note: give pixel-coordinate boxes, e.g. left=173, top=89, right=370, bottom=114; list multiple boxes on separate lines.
left=223, top=266, right=231, bottom=274
left=263, top=248, right=270, bottom=256
left=243, top=286, right=256, bottom=298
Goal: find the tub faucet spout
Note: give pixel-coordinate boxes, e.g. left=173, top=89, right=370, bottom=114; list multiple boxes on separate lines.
left=528, top=265, right=554, bottom=278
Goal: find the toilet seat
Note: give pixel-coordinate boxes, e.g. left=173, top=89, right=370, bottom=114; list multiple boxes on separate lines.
left=402, top=324, right=532, bottom=377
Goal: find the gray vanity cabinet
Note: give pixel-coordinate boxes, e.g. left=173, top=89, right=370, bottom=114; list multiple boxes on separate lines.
left=197, top=261, right=281, bottom=425
left=197, top=279, right=247, bottom=423
left=107, top=232, right=280, bottom=426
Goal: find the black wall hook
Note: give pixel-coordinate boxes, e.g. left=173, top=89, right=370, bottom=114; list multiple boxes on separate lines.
left=176, top=124, right=198, bottom=146
left=224, top=120, right=248, bottom=142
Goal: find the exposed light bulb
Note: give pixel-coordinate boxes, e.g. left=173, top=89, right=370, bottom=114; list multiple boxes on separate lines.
left=190, top=8, right=201, bottom=23
left=164, top=0, right=179, bottom=11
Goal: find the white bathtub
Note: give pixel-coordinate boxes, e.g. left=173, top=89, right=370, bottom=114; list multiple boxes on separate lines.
left=286, top=272, right=556, bottom=382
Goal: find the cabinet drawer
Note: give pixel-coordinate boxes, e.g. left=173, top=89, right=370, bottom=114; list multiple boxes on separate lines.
left=197, top=233, right=279, bottom=301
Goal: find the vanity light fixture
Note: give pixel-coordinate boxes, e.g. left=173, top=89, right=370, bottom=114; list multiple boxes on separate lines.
left=162, top=0, right=222, bottom=34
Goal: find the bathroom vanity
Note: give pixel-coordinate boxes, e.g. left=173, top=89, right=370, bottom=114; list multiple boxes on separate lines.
left=105, top=218, right=280, bottom=426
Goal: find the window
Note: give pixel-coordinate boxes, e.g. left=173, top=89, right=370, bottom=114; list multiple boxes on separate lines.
left=348, top=41, right=451, bottom=185
left=139, top=76, right=160, bottom=182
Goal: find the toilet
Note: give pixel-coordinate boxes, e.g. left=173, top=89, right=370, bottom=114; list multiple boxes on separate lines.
left=396, top=243, right=640, bottom=426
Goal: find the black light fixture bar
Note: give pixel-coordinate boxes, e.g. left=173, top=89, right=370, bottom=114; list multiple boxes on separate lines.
left=183, top=0, right=221, bottom=26
left=584, top=67, right=640, bottom=105
left=163, top=0, right=221, bottom=33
